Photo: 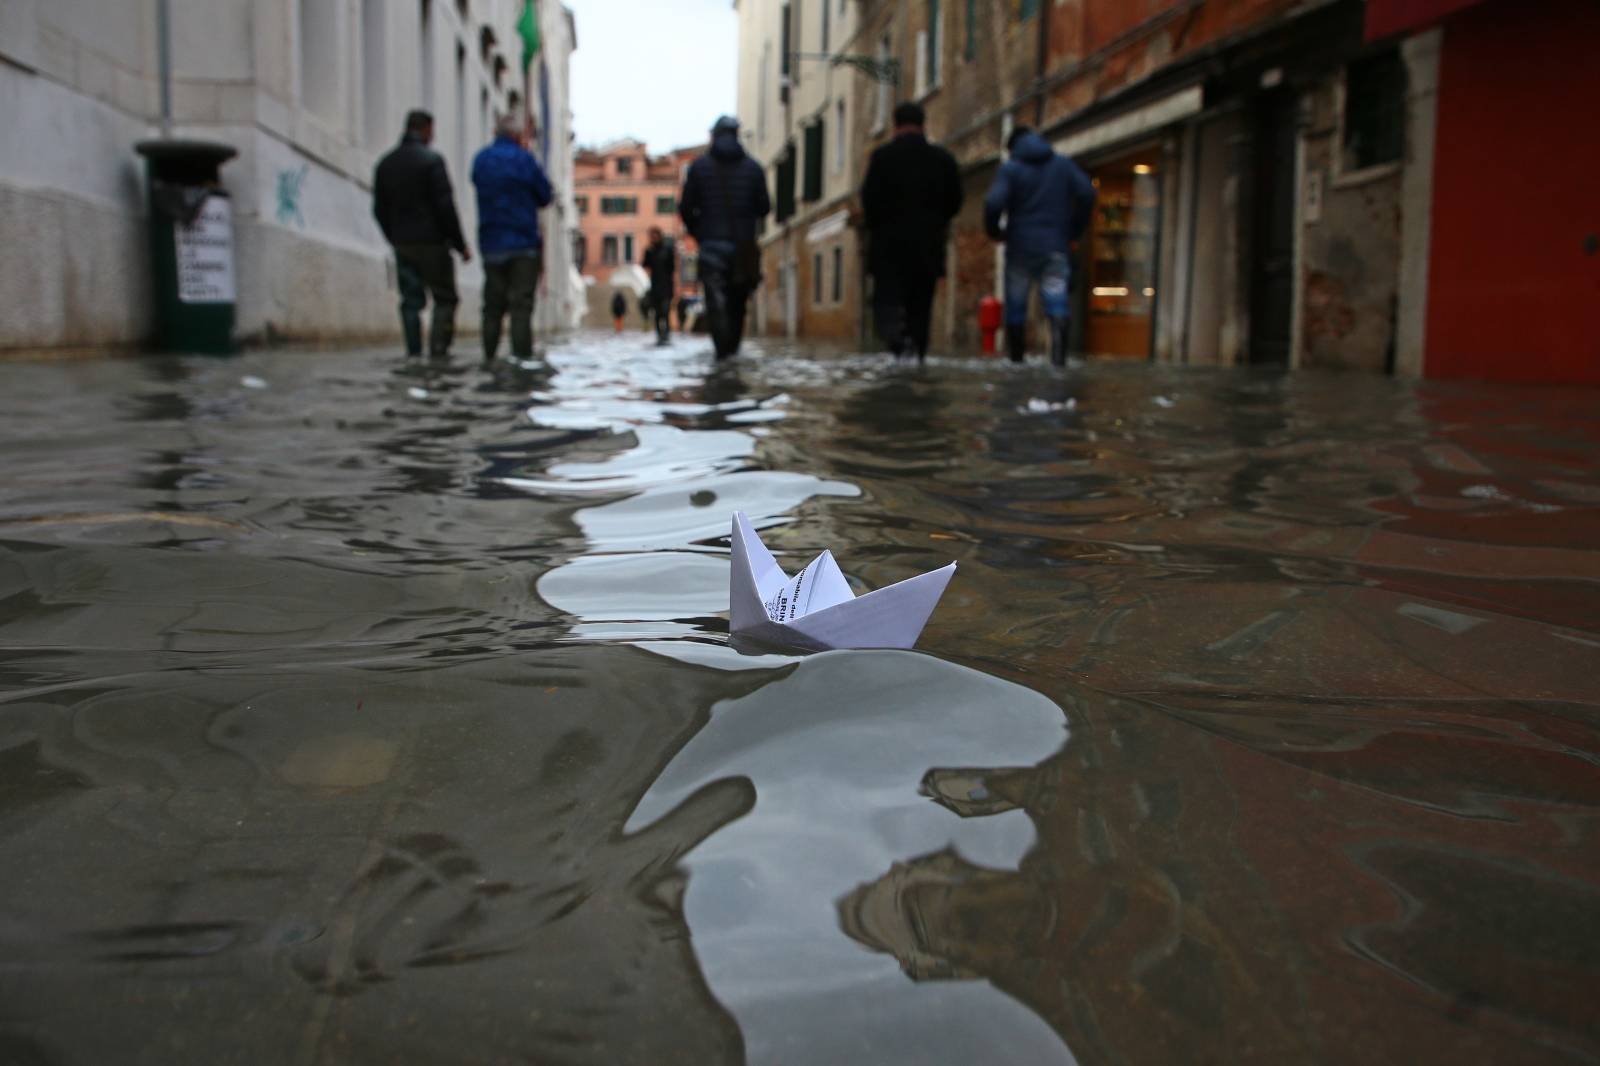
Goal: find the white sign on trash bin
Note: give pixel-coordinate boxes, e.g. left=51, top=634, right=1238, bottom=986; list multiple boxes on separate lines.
left=175, top=196, right=235, bottom=303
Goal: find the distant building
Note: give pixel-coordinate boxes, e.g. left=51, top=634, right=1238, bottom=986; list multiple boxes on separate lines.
left=574, top=140, right=703, bottom=323
left=0, top=0, right=579, bottom=352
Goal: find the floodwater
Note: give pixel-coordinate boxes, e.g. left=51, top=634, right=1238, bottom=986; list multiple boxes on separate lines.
left=0, top=332, right=1597, bottom=1065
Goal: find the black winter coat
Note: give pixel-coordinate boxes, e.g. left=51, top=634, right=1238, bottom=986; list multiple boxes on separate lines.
left=679, top=131, right=771, bottom=246
left=861, top=133, right=963, bottom=279
left=373, top=134, right=467, bottom=252
left=641, top=239, right=676, bottom=294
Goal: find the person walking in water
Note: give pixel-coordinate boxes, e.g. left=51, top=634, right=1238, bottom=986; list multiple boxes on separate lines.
left=471, top=113, right=553, bottom=364
left=610, top=290, right=627, bottom=332
left=860, top=102, right=963, bottom=362
left=373, top=109, right=471, bottom=359
left=983, top=125, right=1095, bottom=365
left=640, top=226, right=676, bottom=344
left=678, top=116, right=770, bottom=358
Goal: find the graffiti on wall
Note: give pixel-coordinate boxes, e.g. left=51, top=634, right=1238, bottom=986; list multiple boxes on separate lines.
left=276, top=164, right=308, bottom=228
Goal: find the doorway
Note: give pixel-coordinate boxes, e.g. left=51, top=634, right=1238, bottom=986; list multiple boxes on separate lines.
left=1248, top=89, right=1298, bottom=366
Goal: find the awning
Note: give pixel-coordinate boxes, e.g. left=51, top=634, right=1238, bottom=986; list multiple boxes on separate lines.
left=1365, top=0, right=1488, bottom=41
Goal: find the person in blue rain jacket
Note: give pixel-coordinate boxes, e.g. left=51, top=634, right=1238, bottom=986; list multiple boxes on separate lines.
left=472, top=113, right=554, bottom=362
left=983, top=127, right=1096, bottom=366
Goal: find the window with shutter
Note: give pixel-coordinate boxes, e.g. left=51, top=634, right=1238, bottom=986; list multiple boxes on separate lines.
left=775, top=143, right=797, bottom=222
left=802, top=121, right=823, bottom=202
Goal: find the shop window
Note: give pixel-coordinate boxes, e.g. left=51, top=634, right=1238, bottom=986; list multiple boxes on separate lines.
left=601, top=235, right=618, bottom=265
left=601, top=197, right=638, bottom=215
left=813, top=252, right=823, bottom=304
left=1084, top=151, right=1161, bottom=359
left=1020, top=0, right=1039, bottom=20
left=1343, top=48, right=1406, bottom=173
left=965, top=0, right=977, bottom=62
left=656, top=195, right=677, bottom=215
left=831, top=245, right=842, bottom=303
left=802, top=120, right=823, bottom=202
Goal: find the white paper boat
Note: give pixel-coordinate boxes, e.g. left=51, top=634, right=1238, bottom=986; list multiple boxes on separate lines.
left=729, top=511, right=956, bottom=651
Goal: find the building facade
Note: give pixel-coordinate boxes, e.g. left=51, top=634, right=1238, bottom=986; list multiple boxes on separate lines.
left=734, top=0, right=1594, bottom=383
left=0, top=0, right=580, bottom=353
left=736, top=0, right=866, bottom=343
left=574, top=140, right=702, bottom=324
left=1365, top=0, right=1599, bottom=384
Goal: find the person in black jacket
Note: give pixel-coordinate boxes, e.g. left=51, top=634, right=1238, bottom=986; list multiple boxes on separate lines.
left=640, top=226, right=676, bottom=344
left=679, top=116, right=771, bottom=358
left=861, top=102, right=963, bottom=361
left=373, top=110, right=471, bottom=358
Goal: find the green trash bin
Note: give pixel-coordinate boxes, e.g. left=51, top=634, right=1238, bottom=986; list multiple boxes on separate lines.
left=135, top=139, right=238, bottom=355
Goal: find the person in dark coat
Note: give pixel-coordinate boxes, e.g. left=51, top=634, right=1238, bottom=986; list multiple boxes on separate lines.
left=640, top=226, right=676, bottom=344
left=373, top=110, right=471, bottom=358
left=983, top=126, right=1096, bottom=365
left=610, top=290, right=627, bottom=332
left=861, top=101, right=963, bottom=361
left=679, top=115, right=771, bottom=358
left=471, top=113, right=553, bottom=363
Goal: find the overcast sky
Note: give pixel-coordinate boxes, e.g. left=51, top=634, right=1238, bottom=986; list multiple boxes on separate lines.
left=563, top=0, right=738, bottom=152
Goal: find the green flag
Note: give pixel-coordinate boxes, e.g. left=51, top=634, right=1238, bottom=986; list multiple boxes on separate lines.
left=518, top=0, right=540, bottom=71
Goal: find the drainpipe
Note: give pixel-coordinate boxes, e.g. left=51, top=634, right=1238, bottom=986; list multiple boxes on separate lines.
left=156, top=0, right=173, bottom=137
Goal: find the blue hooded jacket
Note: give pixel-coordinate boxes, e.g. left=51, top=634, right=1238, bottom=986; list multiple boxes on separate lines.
left=983, top=132, right=1096, bottom=258
left=471, top=135, right=554, bottom=256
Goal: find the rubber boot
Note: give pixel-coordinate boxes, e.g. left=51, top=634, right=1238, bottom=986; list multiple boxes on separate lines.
left=1005, top=324, right=1027, bottom=364
left=1048, top=316, right=1069, bottom=367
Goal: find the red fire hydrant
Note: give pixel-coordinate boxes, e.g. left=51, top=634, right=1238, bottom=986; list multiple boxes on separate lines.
left=978, top=295, right=1003, bottom=356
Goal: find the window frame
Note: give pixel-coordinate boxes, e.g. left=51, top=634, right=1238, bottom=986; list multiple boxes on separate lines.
left=1336, top=46, right=1407, bottom=185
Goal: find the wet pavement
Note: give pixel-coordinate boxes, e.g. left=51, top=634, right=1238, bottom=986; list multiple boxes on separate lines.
left=0, top=332, right=1596, bottom=1065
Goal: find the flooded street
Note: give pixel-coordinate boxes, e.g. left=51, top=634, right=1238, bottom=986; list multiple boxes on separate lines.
left=0, top=332, right=1597, bottom=1065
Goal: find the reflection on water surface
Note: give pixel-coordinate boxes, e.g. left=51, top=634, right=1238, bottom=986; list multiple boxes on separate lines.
left=0, top=332, right=1596, bottom=1064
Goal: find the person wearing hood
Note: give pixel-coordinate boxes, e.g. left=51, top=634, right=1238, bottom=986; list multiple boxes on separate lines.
left=861, top=102, right=963, bottom=361
left=679, top=116, right=771, bottom=358
left=471, top=113, right=554, bottom=364
left=983, top=126, right=1096, bottom=365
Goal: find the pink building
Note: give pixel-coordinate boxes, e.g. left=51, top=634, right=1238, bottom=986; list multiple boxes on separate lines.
left=574, top=140, right=705, bottom=309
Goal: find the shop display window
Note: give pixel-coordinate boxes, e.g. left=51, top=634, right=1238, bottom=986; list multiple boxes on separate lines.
left=1085, top=148, right=1161, bottom=358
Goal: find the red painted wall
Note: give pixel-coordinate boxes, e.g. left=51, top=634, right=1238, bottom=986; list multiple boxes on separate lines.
left=1424, top=0, right=1600, bottom=383
left=1364, top=0, right=1485, bottom=40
